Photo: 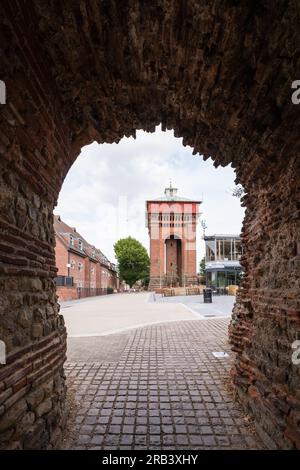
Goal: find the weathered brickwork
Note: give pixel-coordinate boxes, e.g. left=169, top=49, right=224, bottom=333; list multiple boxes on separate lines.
left=0, top=0, right=72, bottom=448
left=229, top=157, right=300, bottom=449
left=0, top=328, right=67, bottom=449
left=0, top=0, right=299, bottom=449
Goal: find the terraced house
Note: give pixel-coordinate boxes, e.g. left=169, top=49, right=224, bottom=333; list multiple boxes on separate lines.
left=54, top=215, right=119, bottom=301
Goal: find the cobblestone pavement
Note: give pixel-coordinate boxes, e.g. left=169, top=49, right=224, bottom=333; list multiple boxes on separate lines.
left=64, top=318, right=265, bottom=450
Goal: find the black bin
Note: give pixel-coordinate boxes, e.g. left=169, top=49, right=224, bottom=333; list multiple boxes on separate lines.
left=203, top=288, right=212, bottom=303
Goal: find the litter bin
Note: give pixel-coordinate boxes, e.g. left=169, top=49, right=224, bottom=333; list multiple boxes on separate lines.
left=203, top=288, right=212, bottom=303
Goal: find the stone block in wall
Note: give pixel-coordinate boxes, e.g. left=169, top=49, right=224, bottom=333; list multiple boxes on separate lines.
left=0, top=398, right=27, bottom=433
left=36, top=398, right=52, bottom=418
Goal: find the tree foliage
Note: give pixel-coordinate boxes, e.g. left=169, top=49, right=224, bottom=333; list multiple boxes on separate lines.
left=199, top=256, right=206, bottom=276
left=114, top=237, right=150, bottom=288
left=232, top=184, right=244, bottom=199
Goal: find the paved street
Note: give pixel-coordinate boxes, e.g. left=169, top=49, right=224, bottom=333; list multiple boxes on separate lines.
left=62, top=293, right=264, bottom=449
left=61, top=292, right=197, bottom=338
left=151, top=293, right=235, bottom=318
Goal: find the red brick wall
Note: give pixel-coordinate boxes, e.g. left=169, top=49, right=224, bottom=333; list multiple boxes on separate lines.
left=150, top=239, right=162, bottom=277
left=148, top=201, right=199, bottom=285
left=69, top=253, right=86, bottom=287
left=55, top=236, right=117, bottom=292
left=96, top=263, right=102, bottom=289
left=83, top=258, right=97, bottom=288
left=112, top=272, right=119, bottom=290
left=84, top=257, right=90, bottom=288
left=183, top=240, right=197, bottom=279
left=55, top=237, right=68, bottom=276
left=89, top=260, right=97, bottom=288
left=101, top=266, right=109, bottom=289
left=165, top=238, right=182, bottom=276
left=56, top=286, right=77, bottom=301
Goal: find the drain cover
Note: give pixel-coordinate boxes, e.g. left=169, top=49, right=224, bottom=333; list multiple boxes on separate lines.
left=204, top=314, right=216, bottom=317
left=212, top=351, right=229, bottom=358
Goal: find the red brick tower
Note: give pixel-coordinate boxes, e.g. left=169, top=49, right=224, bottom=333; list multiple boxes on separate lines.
left=146, top=183, right=201, bottom=290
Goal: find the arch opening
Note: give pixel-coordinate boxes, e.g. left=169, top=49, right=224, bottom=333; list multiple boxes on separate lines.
left=0, top=1, right=299, bottom=451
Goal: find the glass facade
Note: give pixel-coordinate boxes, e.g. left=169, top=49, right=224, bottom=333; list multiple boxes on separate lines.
left=205, top=237, right=242, bottom=262
left=204, top=235, right=243, bottom=287
left=206, top=269, right=243, bottom=287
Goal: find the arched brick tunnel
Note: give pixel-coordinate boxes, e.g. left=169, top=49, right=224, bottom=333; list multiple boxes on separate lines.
left=0, top=1, right=299, bottom=449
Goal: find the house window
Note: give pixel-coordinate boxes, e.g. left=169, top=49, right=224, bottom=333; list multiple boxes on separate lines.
left=70, top=260, right=76, bottom=269
left=78, top=262, right=83, bottom=271
left=70, top=235, right=74, bottom=247
left=78, top=239, right=83, bottom=251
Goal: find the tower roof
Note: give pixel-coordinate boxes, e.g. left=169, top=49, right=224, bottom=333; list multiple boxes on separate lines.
left=148, top=182, right=201, bottom=202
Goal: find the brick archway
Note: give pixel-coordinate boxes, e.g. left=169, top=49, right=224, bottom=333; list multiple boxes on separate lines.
left=0, top=1, right=299, bottom=449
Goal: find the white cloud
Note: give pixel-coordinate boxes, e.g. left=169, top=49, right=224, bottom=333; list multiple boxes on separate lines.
left=55, top=127, right=245, bottom=265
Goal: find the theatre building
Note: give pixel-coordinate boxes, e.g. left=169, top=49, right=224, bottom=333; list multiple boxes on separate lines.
left=146, top=184, right=201, bottom=290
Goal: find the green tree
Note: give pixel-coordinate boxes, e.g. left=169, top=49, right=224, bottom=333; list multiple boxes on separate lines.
left=114, top=237, right=150, bottom=288
left=199, top=256, right=206, bottom=276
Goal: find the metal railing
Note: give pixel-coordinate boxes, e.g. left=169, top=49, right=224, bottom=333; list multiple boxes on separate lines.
left=76, top=287, right=111, bottom=298
left=55, top=275, right=74, bottom=287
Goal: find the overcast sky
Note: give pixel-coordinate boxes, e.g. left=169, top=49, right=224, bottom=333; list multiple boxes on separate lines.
left=54, top=126, right=244, bottom=265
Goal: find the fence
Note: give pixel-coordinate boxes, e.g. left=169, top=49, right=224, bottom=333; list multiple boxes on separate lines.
left=76, top=287, right=112, bottom=298
left=55, top=278, right=115, bottom=301
left=55, top=275, right=73, bottom=287
left=162, top=286, right=203, bottom=297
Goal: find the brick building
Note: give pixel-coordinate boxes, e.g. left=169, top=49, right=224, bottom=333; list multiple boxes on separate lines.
left=146, top=184, right=201, bottom=290
left=54, top=215, right=118, bottom=300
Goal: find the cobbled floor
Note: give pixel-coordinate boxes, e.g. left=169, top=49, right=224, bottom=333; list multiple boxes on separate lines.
left=64, top=318, right=265, bottom=449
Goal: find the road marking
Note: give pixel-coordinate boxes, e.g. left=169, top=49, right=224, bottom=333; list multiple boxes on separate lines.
left=179, top=303, right=206, bottom=319
left=179, top=302, right=231, bottom=319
